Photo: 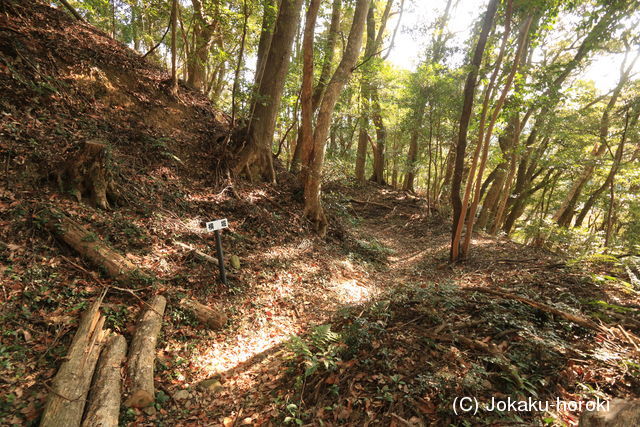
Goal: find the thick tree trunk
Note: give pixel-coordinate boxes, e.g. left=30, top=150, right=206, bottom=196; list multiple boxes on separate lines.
left=125, top=295, right=166, bottom=412
left=40, top=299, right=107, bottom=427
left=253, top=0, right=277, bottom=93
left=39, top=208, right=150, bottom=286
left=82, top=334, right=127, bottom=427
left=187, top=0, right=215, bottom=91
left=449, top=0, right=499, bottom=261
left=235, top=0, right=304, bottom=182
left=303, top=0, right=371, bottom=235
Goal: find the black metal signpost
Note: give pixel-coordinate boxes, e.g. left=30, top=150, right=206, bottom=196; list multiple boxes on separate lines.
left=206, top=218, right=228, bottom=285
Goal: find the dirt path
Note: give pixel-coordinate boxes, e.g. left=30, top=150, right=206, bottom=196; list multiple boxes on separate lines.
left=159, top=189, right=445, bottom=425
left=152, top=187, right=638, bottom=426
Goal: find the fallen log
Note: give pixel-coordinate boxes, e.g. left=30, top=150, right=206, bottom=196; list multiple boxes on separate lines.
left=174, top=241, right=219, bottom=265
left=125, top=295, right=166, bottom=413
left=464, top=287, right=604, bottom=332
left=180, top=298, right=227, bottom=330
left=40, top=297, right=108, bottom=427
left=82, top=333, right=127, bottom=427
left=38, top=207, right=152, bottom=287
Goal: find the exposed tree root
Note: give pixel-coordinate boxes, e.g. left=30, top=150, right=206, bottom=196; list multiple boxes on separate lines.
left=56, top=141, right=120, bottom=209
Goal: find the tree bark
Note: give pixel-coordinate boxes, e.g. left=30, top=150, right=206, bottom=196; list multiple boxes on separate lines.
left=180, top=298, right=227, bottom=330
left=170, top=0, right=178, bottom=93
left=187, top=0, right=215, bottom=91
left=303, top=0, right=371, bottom=235
left=56, top=141, right=118, bottom=210
left=40, top=299, right=107, bottom=427
left=39, top=208, right=151, bottom=287
left=290, top=0, right=342, bottom=173
left=125, top=295, right=167, bottom=412
left=298, top=0, right=322, bottom=186
left=82, top=334, right=127, bottom=427
left=235, top=0, right=304, bottom=182
left=402, top=98, right=426, bottom=191
left=449, top=0, right=499, bottom=261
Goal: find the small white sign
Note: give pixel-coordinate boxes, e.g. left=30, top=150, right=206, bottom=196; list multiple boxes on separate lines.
left=206, top=218, right=228, bottom=232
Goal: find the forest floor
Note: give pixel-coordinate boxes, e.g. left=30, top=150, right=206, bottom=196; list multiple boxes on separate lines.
left=2, top=2, right=640, bottom=426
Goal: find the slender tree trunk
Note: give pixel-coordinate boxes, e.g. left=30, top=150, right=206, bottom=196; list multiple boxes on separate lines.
left=298, top=0, right=322, bottom=186
left=303, top=0, right=371, bottom=235
left=449, top=0, right=499, bottom=261
left=403, top=99, right=426, bottom=191
left=170, top=0, right=178, bottom=93
left=231, top=0, right=250, bottom=126
left=574, top=103, right=639, bottom=227
left=291, top=0, right=342, bottom=173
left=552, top=41, right=638, bottom=226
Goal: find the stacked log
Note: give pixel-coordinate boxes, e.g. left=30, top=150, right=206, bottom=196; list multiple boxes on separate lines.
left=125, top=295, right=167, bottom=413
left=40, top=299, right=108, bottom=427
left=82, top=334, right=127, bottom=427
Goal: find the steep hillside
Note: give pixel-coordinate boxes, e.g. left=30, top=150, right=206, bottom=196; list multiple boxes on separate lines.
left=1, top=0, right=229, bottom=198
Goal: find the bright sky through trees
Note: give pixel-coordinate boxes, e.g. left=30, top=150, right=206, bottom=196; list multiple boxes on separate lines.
left=387, top=0, right=640, bottom=93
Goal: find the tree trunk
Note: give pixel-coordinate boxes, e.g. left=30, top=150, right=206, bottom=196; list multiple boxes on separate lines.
left=298, top=0, right=322, bottom=186
left=82, top=334, right=127, bottom=427
left=291, top=0, right=342, bottom=173
left=553, top=44, right=637, bottom=226
left=253, top=0, right=277, bottom=93
left=56, top=141, right=119, bottom=210
left=38, top=208, right=151, bottom=287
left=125, top=295, right=166, bottom=412
left=449, top=0, right=499, bottom=261
left=235, top=0, right=304, bottom=182
left=403, top=98, right=426, bottom=191
left=574, top=103, right=638, bottom=227
left=180, top=298, right=228, bottom=330
left=187, top=0, right=215, bottom=91
left=303, top=0, right=371, bottom=235
left=170, top=0, right=178, bottom=93
left=40, top=299, right=107, bottom=427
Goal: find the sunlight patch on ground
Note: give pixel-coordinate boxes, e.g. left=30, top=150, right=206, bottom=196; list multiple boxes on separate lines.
left=195, top=335, right=284, bottom=376
left=331, top=279, right=374, bottom=304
